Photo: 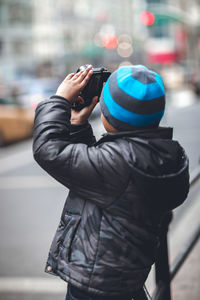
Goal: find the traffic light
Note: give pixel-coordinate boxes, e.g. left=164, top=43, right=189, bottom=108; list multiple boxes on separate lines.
left=140, top=11, right=155, bottom=26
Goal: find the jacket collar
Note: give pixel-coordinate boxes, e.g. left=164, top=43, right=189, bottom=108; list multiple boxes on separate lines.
left=96, top=127, right=173, bottom=145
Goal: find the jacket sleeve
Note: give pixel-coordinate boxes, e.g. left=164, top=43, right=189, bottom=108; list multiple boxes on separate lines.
left=33, top=97, right=128, bottom=208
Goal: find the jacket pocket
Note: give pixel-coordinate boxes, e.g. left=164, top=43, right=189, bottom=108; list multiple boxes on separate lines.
left=59, top=214, right=81, bottom=263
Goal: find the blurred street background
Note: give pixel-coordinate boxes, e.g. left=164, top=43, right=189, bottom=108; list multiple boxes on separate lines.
left=0, top=0, right=200, bottom=299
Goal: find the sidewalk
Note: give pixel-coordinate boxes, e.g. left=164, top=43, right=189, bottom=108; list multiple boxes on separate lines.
left=167, top=177, right=200, bottom=300
left=172, top=239, right=200, bottom=300
left=145, top=176, right=200, bottom=299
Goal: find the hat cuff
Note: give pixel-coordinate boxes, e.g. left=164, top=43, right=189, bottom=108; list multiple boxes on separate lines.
left=100, top=97, right=160, bottom=131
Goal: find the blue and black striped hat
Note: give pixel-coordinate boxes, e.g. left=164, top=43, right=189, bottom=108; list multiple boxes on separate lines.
left=100, top=65, right=165, bottom=131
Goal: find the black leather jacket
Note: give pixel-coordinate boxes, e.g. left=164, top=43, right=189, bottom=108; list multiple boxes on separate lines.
left=33, top=96, right=189, bottom=296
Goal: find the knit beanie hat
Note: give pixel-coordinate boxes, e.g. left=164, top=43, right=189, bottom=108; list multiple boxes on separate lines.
left=100, top=65, right=165, bottom=131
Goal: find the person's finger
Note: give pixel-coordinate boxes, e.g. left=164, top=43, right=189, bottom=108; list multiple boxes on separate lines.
left=74, top=69, right=88, bottom=83
left=80, top=70, right=93, bottom=88
left=92, top=96, right=98, bottom=106
left=75, top=65, right=93, bottom=83
left=72, top=69, right=85, bottom=81
left=64, top=73, right=75, bottom=81
left=80, top=96, right=98, bottom=116
left=87, top=96, right=98, bottom=113
left=77, top=96, right=84, bottom=104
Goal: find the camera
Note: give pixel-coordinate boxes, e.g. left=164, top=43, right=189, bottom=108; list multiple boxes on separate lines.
left=73, top=64, right=111, bottom=111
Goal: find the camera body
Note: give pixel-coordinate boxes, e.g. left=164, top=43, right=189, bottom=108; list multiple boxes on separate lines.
left=73, top=64, right=111, bottom=111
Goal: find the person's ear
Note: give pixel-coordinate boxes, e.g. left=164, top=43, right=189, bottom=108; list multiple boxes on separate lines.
left=101, top=113, right=118, bottom=132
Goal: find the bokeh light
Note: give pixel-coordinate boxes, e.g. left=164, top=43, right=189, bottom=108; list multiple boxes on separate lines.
left=102, top=34, right=118, bottom=50
left=140, top=11, right=155, bottom=26
left=117, top=42, right=133, bottom=58
left=118, top=34, right=132, bottom=44
left=118, top=61, right=133, bottom=68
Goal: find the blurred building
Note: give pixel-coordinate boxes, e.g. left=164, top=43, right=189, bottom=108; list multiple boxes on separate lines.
left=0, top=0, right=34, bottom=79
left=0, top=0, right=143, bottom=79
left=0, top=0, right=199, bottom=81
left=32, top=0, right=141, bottom=74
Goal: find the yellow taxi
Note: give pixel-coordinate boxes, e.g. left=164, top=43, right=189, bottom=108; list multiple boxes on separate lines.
left=0, top=98, right=34, bottom=146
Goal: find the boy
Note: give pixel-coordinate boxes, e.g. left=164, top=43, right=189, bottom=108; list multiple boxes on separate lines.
left=33, top=65, right=189, bottom=300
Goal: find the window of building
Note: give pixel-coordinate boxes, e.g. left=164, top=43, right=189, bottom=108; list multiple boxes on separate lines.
left=12, top=39, right=31, bottom=55
left=9, top=2, right=33, bottom=24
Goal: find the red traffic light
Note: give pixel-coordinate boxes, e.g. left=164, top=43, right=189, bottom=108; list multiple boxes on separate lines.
left=140, top=11, right=155, bottom=26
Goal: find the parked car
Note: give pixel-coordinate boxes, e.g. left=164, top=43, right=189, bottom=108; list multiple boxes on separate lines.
left=0, top=98, right=34, bottom=146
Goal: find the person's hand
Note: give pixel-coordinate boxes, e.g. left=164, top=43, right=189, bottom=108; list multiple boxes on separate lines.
left=71, top=96, right=98, bottom=125
left=56, top=65, right=93, bottom=102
